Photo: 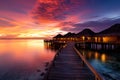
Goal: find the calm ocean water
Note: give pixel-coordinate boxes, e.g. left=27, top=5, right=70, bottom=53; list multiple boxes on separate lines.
left=80, top=49, right=120, bottom=80
left=0, top=40, right=119, bottom=80
left=0, top=39, right=56, bottom=80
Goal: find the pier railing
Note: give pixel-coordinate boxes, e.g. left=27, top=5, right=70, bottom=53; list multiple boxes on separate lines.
left=43, top=44, right=66, bottom=80
left=74, top=47, right=105, bottom=80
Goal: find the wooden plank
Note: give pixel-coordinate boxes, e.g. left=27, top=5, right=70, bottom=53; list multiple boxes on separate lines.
left=43, top=42, right=94, bottom=80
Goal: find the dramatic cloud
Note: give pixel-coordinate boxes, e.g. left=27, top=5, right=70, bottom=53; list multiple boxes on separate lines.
left=32, top=0, right=120, bottom=33
left=0, top=0, right=36, bottom=13
left=32, top=0, right=86, bottom=23
left=0, top=0, right=120, bottom=38
left=68, top=18, right=120, bottom=33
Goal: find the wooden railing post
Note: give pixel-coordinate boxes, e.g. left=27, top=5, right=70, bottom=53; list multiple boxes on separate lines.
left=95, top=77, right=98, bottom=80
left=74, top=47, right=105, bottom=80
left=81, top=61, right=85, bottom=66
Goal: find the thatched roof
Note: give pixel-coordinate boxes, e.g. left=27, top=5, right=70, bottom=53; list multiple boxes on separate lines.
left=77, top=29, right=95, bottom=37
left=53, top=24, right=120, bottom=38
left=97, top=23, right=120, bottom=36
left=53, top=34, right=63, bottom=38
left=63, top=32, right=76, bottom=38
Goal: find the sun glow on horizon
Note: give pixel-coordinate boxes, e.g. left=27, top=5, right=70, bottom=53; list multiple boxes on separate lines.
left=1, top=0, right=119, bottom=39
left=17, top=33, right=43, bottom=38
left=0, top=27, right=67, bottom=39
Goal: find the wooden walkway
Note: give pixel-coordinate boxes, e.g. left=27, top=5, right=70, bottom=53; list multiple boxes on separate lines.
left=44, top=42, right=94, bottom=80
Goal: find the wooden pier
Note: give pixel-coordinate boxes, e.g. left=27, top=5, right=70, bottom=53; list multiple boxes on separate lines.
left=43, top=42, right=104, bottom=80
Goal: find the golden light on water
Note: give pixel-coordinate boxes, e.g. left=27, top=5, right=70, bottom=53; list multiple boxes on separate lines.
left=0, top=39, right=55, bottom=64
left=88, top=52, right=92, bottom=58
left=95, top=52, right=99, bottom=59
left=101, top=54, right=106, bottom=62
left=26, top=40, right=44, bottom=48
left=85, top=51, right=107, bottom=62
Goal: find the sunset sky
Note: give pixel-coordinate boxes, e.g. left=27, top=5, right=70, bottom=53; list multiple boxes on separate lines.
left=0, top=0, right=120, bottom=39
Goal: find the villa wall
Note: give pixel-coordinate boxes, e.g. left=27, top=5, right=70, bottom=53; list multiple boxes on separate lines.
left=53, top=36, right=120, bottom=43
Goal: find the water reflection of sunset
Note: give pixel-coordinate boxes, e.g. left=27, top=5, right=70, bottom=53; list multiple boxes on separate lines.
left=26, top=40, right=44, bottom=48
left=0, top=39, right=56, bottom=69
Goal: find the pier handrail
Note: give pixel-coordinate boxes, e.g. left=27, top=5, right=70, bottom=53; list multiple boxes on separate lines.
left=43, top=44, right=66, bottom=80
left=74, top=47, right=105, bottom=80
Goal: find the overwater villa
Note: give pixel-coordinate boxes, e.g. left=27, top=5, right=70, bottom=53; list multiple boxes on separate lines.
left=53, top=24, right=120, bottom=44
left=52, top=24, right=120, bottom=51
left=93, top=24, right=120, bottom=43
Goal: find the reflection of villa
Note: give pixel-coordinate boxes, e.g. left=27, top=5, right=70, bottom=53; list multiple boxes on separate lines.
left=53, top=24, right=120, bottom=43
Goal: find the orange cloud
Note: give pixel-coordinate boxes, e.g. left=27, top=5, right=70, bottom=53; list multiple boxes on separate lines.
left=0, top=0, right=90, bottom=39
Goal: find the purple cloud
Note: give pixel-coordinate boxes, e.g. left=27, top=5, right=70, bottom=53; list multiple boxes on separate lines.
left=61, top=18, right=120, bottom=33
left=32, top=0, right=85, bottom=22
